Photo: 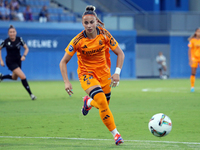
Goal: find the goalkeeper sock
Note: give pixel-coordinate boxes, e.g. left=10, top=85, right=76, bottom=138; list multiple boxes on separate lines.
left=2, top=74, right=12, bottom=80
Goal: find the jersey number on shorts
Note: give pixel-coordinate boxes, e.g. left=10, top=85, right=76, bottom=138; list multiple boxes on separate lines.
left=83, top=75, right=93, bottom=85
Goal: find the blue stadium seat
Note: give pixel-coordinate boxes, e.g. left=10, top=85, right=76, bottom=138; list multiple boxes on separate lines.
left=32, top=7, right=39, bottom=13
left=44, top=1, right=50, bottom=6
left=60, top=15, right=66, bottom=22
left=48, top=8, right=56, bottom=14
left=60, top=14, right=76, bottom=22
left=32, top=14, right=39, bottom=20
left=18, top=7, right=25, bottom=12
left=50, top=15, right=59, bottom=22
left=27, top=0, right=50, bottom=6
left=25, top=0, right=73, bottom=22
left=57, top=8, right=63, bottom=14
left=26, top=0, right=34, bottom=6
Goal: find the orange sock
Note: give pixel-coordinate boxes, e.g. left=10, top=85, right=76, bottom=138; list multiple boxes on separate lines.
left=190, top=75, right=195, bottom=88
left=90, top=98, right=110, bottom=109
left=93, top=92, right=116, bottom=131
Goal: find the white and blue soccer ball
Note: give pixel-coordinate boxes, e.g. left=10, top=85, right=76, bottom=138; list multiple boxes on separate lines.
left=148, top=113, right=172, bottom=137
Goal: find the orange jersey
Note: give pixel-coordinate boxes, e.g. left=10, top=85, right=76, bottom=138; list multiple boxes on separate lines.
left=65, top=27, right=118, bottom=78
left=188, top=38, right=200, bottom=59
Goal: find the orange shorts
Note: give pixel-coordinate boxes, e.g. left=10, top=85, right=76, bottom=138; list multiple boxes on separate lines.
left=79, top=73, right=111, bottom=94
left=190, top=58, right=200, bottom=68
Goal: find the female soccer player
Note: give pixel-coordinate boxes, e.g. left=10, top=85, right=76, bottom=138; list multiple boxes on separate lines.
left=188, top=28, right=200, bottom=92
left=60, top=6, right=125, bottom=145
left=0, top=25, right=36, bottom=100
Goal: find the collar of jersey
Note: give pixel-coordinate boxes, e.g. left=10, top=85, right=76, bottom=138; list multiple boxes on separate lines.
left=83, top=27, right=100, bottom=38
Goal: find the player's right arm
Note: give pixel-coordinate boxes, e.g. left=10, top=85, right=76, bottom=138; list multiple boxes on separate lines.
left=188, top=39, right=193, bottom=66
left=0, top=41, right=5, bottom=67
left=60, top=52, right=73, bottom=96
left=59, top=36, right=78, bottom=96
left=60, top=53, right=73, bottom=96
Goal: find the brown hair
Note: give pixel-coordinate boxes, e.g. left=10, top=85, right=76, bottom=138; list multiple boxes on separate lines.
left=188, top=27, right=200, bottom=41
left=82, top=5, right=106, bottom=39
left=8, top=25, right=15, bottom=31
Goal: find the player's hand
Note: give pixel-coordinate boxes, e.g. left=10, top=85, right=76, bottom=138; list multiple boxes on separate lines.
left=21, top=56, right=26, bottom=61
left=0, top=60, right=5, bottom=67
left=64, top=81, right=73, bottom=96
left=109, top=74, right=120, bottom=88
left=189, top=58, right=193, bottom=66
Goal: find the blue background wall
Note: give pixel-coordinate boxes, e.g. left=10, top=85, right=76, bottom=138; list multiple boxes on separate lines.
left=131, top=0, right=189, bottom=11
left=160, top=0, right=189, bottom=11
left=1, top=21, right=196, bottom=80
left=169, top=36, right=192, bottom=78
left=0, top=26, right=136, bottom=80
left=137, top=35, right=200, bottom=78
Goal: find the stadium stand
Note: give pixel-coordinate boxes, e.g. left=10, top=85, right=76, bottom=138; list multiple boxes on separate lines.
left=83, top=0, right=145, bottom=13
left=0, top=0, right=76, bottom=22
left=27, top=0, right=76, bottom=22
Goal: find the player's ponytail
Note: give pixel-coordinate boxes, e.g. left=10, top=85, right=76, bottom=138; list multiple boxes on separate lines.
left=188, top=27, right=200, bottom=41
left=8, top=25, right=15, bottom=31
left=82, top=5, right=96, bottom=17
left=85, top=5, right=96, bottom=12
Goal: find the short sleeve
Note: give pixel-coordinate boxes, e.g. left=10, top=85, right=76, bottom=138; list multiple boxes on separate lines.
left=104, top=29, right=118, bottom=51
left=0, top=40, right=5, bottom=48
left=188, top=39, right=193, bottom=48
left=65, top=37, right=77, bottom=56
left=163, top=56, right=166, bottom=61
left=20, top=37, right=26, bottom=46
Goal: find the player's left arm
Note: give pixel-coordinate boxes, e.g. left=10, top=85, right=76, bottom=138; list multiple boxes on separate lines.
left=113, top=45, right=125, bottom=71
left=110, top=45, right=125, bottom=87
left=0, top=46, right=5, bottom=67
left=21, top=44, right=29, bottom=61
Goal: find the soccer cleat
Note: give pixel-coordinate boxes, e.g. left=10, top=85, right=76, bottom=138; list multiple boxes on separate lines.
left=30, top=94, right=36, bottom=100
left=0, top=73, right=2, bottom=82
left=82, top=96, right=92, bottom=116
left=114, top=133, right=124, bottom=145
left=191, top=87, right=195, bottom=92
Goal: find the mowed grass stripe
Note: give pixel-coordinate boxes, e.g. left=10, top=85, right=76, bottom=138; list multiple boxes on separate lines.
left=0, top=136, right=200, bottom=145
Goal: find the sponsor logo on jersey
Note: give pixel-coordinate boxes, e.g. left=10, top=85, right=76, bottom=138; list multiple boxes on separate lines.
left=82, top=46, right=104, bottom=55
left=69, top=45, right=74, bottom=52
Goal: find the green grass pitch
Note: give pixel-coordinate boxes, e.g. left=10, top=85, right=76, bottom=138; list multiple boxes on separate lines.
left=0, top=79, right=200, bottom=150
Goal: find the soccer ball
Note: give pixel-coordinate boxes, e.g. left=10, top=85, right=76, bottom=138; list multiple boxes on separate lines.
left=148, top=113, right=172, bottom=137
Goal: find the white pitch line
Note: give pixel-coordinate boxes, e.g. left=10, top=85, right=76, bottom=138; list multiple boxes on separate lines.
left=0, top=136, right=200, bottom=145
